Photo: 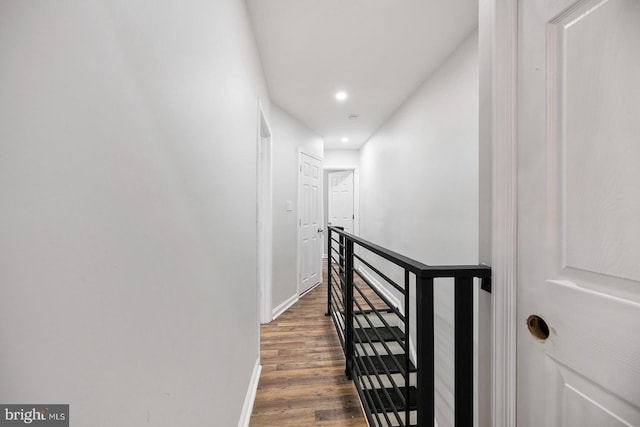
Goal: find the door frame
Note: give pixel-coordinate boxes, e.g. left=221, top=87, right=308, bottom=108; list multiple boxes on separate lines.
left=485, top=0, right=519, bottom=426
left=257, top=101, right=273, bottom=325
left=297, top=149, right=324, bottom=296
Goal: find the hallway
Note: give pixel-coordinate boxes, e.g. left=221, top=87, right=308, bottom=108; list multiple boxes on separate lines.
left=250, top=268, right=367, bottom=426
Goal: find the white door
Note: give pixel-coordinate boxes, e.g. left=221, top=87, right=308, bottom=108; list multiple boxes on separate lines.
left=328, top=170, right=354, bottom=233
left=299, top=152, right=322, bottom=295
left=517, top=0, right=640, bottom=425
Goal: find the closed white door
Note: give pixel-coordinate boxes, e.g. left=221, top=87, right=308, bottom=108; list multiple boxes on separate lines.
left=299, top=153, right=322, bottom=295
left=517, top=0, right=640, bottom=425
left=328, top=170, right=354, bottom=233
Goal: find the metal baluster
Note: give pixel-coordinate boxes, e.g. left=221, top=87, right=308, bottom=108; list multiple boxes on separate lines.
left=455, top=276, right=474, bottom=427
left=404, top=270, right=411, bottom=427
left=344, top=238, right=354, bottom=380
left=326, top=227, right=332, bottom=317
left=416, top=275, right=434, bottom=427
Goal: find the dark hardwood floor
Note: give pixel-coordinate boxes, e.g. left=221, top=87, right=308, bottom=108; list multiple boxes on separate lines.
left=249, top=267, right=368, bottom=427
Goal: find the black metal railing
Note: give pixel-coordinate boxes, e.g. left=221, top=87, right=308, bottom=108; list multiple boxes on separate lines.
left=326, top=226, right=491, bottom=427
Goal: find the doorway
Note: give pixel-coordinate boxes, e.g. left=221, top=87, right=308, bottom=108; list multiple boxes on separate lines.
left=298, top=151, right=323, bottom=295
left=327, top=170, right=354, bottom=234
left=323, top=167, right=359, bottom=258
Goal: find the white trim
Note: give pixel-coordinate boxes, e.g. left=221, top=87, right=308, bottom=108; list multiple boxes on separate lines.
left=238, top=358, right=262, bottom=427
left=271, top=293, right=299, bottom=320
left=490, top=0, right=518, bottom=426
left=408, top=331, right=417, bottom=368
left=299, top=281, right=322, bottom=297
left=257, top=100, right=273, bottom=325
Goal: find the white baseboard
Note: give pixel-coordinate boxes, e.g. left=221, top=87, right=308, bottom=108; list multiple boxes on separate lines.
left=238, top=358, right=261, bottom=427
left=408, top=337, right=417, bottom=367
left=356, top=266, right=401, bottom=310
left=271, top=293, right=298, bottom=320
left=299, top=280, right=321, bottom=298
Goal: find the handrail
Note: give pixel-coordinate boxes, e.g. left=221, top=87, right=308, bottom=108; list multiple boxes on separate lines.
left=326, top=226, right=492, bottom=427
left=329, top=226, right=492, bottom=282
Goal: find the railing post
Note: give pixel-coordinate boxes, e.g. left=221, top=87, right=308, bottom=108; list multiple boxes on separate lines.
left=416, top=274, right=435, bottom=427
left=339, top=232, right=345, bottom=276
left=454, top=276, right=474, bottom=427
left=404, top=270, right=411, bottom=427
left=325, top=227, right=332, bottom=316
left=344, top=237, right=354, bottom=380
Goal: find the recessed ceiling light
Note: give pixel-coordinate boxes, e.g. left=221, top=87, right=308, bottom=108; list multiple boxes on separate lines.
left=335, top=91, right=348, bottom=101
left=341, top=137, right=349, bottom=143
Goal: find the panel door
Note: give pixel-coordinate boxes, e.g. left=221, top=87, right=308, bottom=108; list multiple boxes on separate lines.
left=328, top=170, right=354, bottom=233
left=517, top=0, right=640, bottom=425
left=299, top=153, right=322, bottom=295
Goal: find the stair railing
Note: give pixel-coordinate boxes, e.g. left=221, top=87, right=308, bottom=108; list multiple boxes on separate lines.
left=326, top=226, right=491, bottom=427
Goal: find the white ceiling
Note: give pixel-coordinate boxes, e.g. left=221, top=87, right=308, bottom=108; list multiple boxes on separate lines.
left=246, top=0, right=478, bottom=150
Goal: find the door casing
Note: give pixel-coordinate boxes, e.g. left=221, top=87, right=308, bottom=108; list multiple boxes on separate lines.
left=486, top=1, right=518, bottom=426
left=257, top=102, right=273, bottom=325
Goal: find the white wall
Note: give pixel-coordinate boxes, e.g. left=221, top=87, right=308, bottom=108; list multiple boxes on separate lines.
left=0, top=1, right=269, bottom=426
left=324, top=149, right=361, bottom=169
left=270, top=105, right=323, bottom=312
left=323, top=150, right=361, bottom=256
left=359, top=31, right=481, bottom=427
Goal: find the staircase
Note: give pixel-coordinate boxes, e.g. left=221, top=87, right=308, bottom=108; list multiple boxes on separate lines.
left=327, top=226, right=492, bottom=427
left=353, top=310, right=417, bottom=427
left=333, top=307, right=417, bottom=427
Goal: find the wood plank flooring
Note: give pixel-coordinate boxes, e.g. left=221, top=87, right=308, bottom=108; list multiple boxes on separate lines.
left=249, top=268, right=368, bottom=427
